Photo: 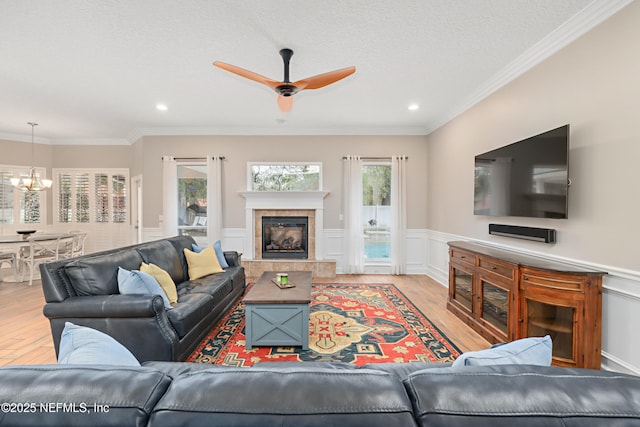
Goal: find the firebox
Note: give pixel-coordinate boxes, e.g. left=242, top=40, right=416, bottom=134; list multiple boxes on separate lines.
left=261, top=216, right=308, bottom=259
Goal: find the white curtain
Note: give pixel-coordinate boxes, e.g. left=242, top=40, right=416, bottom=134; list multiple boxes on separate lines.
left=391, top=155, right=408, bottom=275
left=206, top=156, right=224, bottom=244
left=343, top=155, right=364, bottom=274
left=161, top=156, right=178, bottom=237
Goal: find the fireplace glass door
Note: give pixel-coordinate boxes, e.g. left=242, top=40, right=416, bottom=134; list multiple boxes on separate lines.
left=262, top=216, right=309, bottom=259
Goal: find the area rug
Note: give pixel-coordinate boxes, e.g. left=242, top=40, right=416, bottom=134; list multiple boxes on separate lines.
left=187, top=283, right=461, bottom=367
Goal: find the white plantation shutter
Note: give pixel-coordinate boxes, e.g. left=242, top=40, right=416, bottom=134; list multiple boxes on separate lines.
left=0, top=165, right=48, bottom=227
left=58, top=173, right=72, bottom=223
left=53, top=168, right=130, bottom=253
left=76, top=173, right=89, bottom=223
left=0, top=170, right=15, bottom=224
left=112, top=174, right=127, bottom=223
left=95, top=174, right=109, bottom=223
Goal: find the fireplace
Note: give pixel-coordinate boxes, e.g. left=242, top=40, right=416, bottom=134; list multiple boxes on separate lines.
left=261, top=216, right=309, bottom=259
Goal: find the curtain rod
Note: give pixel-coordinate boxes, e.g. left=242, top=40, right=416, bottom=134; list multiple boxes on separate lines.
left=162, top=156, right=225, bottom=161
left=342, top=156, right=408, bottom=160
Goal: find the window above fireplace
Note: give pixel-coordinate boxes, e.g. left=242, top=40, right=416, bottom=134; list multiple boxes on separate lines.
left=248, top=162, right=322, bottom=192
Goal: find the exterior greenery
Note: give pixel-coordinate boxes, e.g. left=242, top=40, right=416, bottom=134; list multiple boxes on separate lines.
left=250, top=164, right=320, bottom=191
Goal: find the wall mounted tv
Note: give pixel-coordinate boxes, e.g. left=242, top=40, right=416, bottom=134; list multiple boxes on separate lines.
left=474, top=124, right=569, bottom=219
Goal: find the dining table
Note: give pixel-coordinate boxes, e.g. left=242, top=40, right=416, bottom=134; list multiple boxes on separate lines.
left=0, top=232, right=69, bottom=283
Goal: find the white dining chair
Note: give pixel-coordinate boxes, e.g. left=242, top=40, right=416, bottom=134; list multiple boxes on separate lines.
left=19, top=235, right=75, bottom=286
left=0, top=250, right=18, bottom=282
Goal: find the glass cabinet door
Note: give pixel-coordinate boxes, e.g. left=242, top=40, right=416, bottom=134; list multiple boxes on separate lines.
left=480, top=280, right=508, bottom=335
left=525, top=299, right=575, bottom=361
left=452, top=267, right=473, bottom=312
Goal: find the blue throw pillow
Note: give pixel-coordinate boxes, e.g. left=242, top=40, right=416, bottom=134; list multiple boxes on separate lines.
left=192, top=241, right=229, bottom=268
left=117, top=267, right=172, bottom=310
left=452, top=335, right=552, bottom=368
left=57, top=322, right=140, bottom=366
left=213, top=240, right=229, bottom=268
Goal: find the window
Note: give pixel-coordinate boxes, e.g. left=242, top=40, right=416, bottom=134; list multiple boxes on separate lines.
left=0, top=165, right=47, bottom=227
left=54, top=169, right=129, bottom=225
left=363, top=163, right=391, bottom=262
left=177, top=163, right=207, bottom=239
left=248, top=163, right=321, bottom=191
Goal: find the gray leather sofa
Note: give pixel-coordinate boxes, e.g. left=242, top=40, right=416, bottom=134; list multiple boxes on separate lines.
left=39, top=235, right=245, bottom=362
left=1, top=362, right=639, bottom=426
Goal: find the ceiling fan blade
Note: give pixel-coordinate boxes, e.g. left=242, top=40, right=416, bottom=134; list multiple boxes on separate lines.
left=213, top=61, right=280, bottom=90
left=277, top=95, right=293, bottom=112
left=293, top=66, right=356, bottom=90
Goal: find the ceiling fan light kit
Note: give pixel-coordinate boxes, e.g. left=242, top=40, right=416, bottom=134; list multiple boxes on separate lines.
left=214, top=48, right=356, bottom=112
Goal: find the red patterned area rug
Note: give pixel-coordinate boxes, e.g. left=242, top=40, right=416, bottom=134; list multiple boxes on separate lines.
left=187, top=283, right=461, bottom=367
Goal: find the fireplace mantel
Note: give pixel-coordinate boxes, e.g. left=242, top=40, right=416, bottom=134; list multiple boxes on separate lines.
left=240, top=191, right=329, bottom=260
left=240, top=191, right=329, bottom=209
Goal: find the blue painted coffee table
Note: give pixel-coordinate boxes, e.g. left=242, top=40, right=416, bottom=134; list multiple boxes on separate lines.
left=244, top=271, right=312, bottom=350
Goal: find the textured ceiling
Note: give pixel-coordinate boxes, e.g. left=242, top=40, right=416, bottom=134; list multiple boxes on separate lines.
left=0, top=0, right=630, bottom=144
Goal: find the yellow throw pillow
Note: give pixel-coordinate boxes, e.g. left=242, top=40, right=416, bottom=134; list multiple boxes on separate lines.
left=140, top=262, right=178, bottom=304
left=183, top=246, right=224, bottom=280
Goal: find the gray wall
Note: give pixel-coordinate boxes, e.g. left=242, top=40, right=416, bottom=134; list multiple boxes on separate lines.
left=426, top=1, right=640, bottom=271
left=138, top=135, right=428, bottom=230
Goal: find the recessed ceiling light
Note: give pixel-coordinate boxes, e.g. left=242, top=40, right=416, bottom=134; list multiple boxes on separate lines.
left=156, top=104, right=168, bottom=111
left=408, top=104, right=419, bottom=111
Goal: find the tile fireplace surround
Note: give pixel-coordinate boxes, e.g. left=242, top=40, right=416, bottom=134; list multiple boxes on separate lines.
left=239, top=191, right=336, bottom=278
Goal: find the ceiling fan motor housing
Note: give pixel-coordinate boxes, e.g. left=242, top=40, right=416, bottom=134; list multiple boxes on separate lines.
left=276, top=84, right=298, bottom=96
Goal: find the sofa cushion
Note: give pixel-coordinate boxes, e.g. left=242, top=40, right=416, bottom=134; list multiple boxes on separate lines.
left=452, top=335, right=552, bottom=368
left=184, top=246, right=224, bottom=280
left=136, top=240, right=185, bottom=284
left=166, top=293, right=215, bottom=338
left=140, top=262, right=178, bottom=304
left=117, top=267, right=173, bottom=310
left=404, top=365, right=640, bottom=426
left=176, top=269, right=238, bottom=303
left=149, top=367, right=417, bottom=427
left=58, top=322, right=140, bottom=366
left=65, top=249, right=143, bottom=296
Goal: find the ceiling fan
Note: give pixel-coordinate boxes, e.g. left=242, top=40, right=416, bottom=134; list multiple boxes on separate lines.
left=213, top=48, right=356, bottom=112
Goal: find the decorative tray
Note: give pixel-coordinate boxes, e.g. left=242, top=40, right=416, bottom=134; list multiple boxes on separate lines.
left=271, top=279, right=296, bottom=289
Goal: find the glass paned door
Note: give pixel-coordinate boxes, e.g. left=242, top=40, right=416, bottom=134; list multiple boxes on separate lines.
left=177, top=164, right=207, bottom=242
left=481, top=281, right=508, bottom=335
left=452, top=267, right=473, bottom=312
left=362, top=163, right=391, bottom=262
left=526, top=299, right=575, bottom=361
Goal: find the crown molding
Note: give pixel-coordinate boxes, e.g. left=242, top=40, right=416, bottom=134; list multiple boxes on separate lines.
left=49, top=138, right=130, bottom=146
left=0, top=132, right=51, bottom=145
left=127, top=126, right=430, bottom=140
left=429, top=0, right=635, bottom=134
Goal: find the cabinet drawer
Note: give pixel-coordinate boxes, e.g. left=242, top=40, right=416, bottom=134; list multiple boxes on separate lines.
left=520, top=269, right=585, bottom=292
left=450, top=248, right=475, bottom=266
left=478, top=257, right=516, bottom=281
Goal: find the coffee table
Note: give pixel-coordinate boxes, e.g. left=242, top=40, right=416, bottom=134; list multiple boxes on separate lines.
left=243, top=271, right=312, bottom=350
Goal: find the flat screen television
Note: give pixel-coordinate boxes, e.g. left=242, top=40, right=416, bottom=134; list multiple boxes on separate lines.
left=474, top=124, right=569, bottom=219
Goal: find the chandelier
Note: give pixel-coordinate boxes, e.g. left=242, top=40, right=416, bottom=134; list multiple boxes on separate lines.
left=11, top=122, right=52, bottom=192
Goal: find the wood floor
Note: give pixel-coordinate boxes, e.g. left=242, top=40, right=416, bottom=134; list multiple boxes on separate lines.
left=0, top=274, right=489, bottom=366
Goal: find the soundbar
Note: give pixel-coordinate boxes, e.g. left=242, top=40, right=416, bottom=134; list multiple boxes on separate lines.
left=488, top=224, right=556, bottom=243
